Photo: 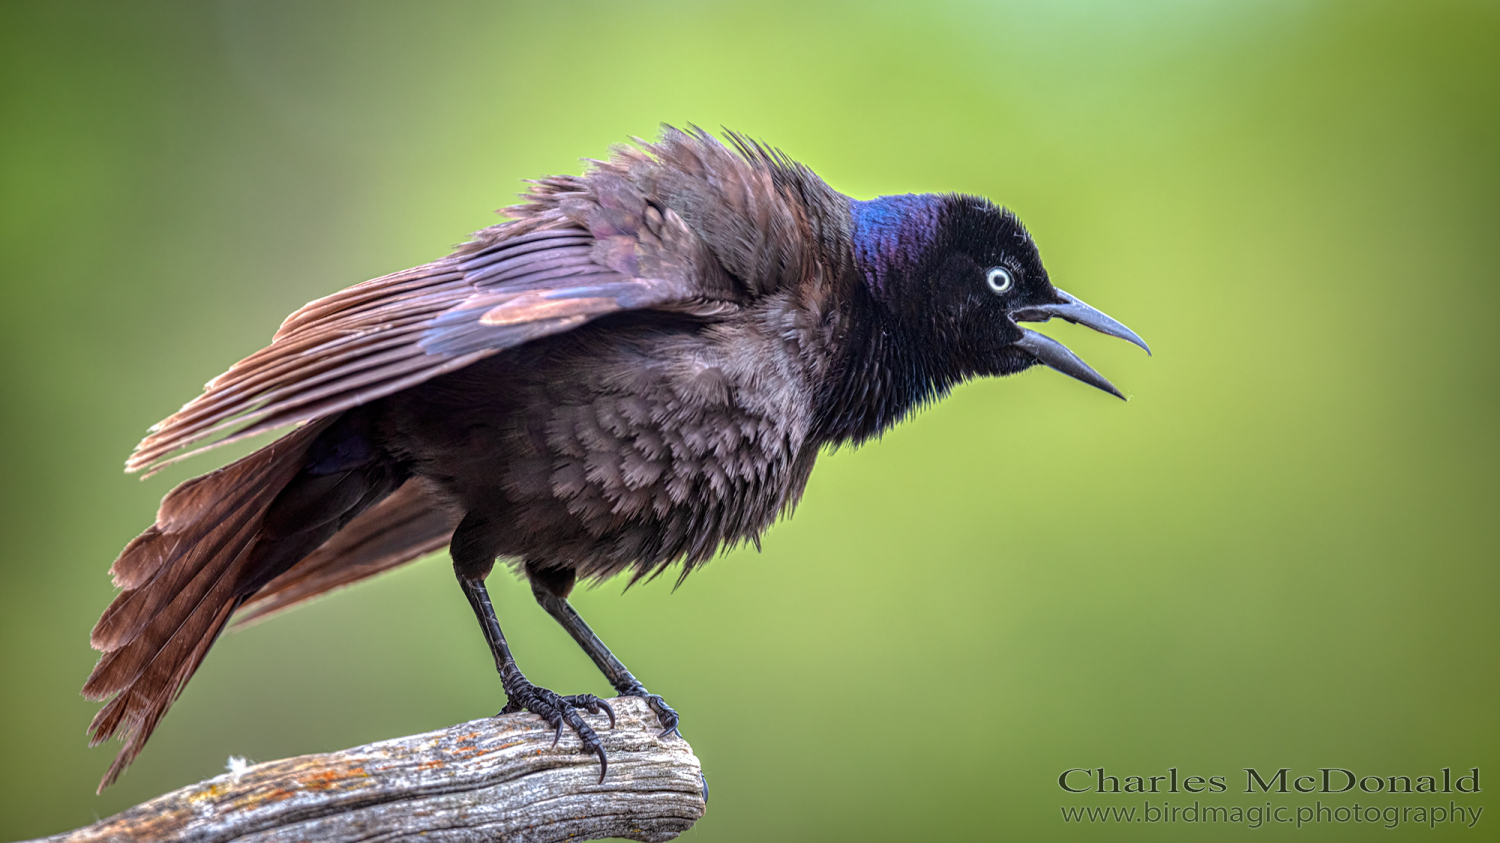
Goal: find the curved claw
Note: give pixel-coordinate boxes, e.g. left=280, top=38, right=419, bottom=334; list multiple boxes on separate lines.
left=562, top=693, right=617, bottom=730
left=643, top=694, right=681, bottom=738
left=656, top=715, right=681, bottom=739
left=593, top=742, right=609, bottom=783
left=506, top=688, right=608, bottom=780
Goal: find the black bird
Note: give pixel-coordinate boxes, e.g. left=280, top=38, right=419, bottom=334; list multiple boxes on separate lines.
left=83, top=127, right=1147, bottom=790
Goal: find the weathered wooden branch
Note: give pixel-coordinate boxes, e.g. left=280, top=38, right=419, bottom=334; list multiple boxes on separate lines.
left=39, top=697, right=705, bottom=843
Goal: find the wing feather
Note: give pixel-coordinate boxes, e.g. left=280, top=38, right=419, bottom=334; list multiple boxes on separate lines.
left=127, top=226, right=733, bottom=472
left=125, top=129, right=822, bottom=473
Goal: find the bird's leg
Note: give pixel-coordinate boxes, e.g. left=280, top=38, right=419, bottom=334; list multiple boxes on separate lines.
left=451, top=520, right=614, bottom=780
left=529, top=571, right=681, bottom=738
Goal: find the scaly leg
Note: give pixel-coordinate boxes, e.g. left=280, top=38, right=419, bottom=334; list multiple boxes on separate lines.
left=529, top=572, right=681, bottom=737
left=452, top=518, right=614, bottom=780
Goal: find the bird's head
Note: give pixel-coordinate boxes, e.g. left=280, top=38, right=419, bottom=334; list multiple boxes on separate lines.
left=849, top=193, right=1148, bottom=398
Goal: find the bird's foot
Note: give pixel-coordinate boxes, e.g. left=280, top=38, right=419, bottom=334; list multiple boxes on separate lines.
left=498, top=683, right=615, bottom=780
left=619, top=685, right=680, bottom=738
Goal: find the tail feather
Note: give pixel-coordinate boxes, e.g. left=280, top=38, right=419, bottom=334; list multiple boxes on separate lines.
left=83, top=421, right=330, bottom=791
left=83, top=513, right=261, bottom=699
left=88, top=600, right=238, bottom=791
left=90, top=482, right=269, bottom=653
left=235, top=478, right=457, bottom=626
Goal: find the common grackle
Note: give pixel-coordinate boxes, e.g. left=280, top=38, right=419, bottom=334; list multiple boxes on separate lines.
left=83, top=127, right=1147, bottom=790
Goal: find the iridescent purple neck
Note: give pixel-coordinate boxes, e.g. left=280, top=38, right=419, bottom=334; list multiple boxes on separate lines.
left=848, top=194, right=943, bottom=295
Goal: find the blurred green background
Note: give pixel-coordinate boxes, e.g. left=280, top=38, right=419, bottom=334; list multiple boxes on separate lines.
left=2, top=1, right=1496, bottom=840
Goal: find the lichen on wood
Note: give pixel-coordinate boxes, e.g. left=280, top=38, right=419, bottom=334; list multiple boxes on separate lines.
left=39, top=697, right=705, bottom=843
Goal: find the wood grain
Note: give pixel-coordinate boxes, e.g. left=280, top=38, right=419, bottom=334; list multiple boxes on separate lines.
left=39, top=697, right=705, bottom=843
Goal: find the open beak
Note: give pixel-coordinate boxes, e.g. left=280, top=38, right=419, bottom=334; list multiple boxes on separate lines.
left=1009, top=289, right=1150, bottom=400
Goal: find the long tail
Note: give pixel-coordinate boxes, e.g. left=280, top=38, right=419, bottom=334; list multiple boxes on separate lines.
left=82, top=414, right=408, bottom=791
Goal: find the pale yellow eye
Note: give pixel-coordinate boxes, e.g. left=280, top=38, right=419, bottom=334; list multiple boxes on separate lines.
left=986, top=267, right=1014, bottom=294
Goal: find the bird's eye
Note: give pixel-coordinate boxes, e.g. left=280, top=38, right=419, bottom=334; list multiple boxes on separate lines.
left=986, top=267, right=1014, bottom=294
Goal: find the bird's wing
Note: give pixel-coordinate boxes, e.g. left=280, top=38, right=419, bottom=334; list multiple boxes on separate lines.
left=128, top=185, right=742, bottom=474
